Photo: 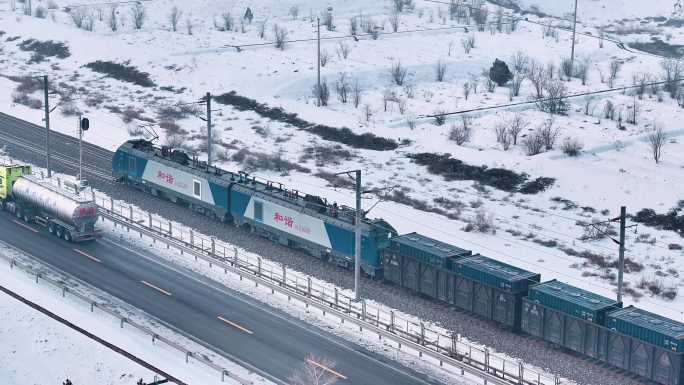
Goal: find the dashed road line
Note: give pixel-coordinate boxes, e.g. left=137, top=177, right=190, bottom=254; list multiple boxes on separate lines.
left=217, top=315, right=254, bottom=335
left=306, top=359, right=347, bottom=380
left=12, top=220, right=39, bottom=233
left=73, top=249, right=101, bottom=263
left=141, top=280, right=172, bottom=296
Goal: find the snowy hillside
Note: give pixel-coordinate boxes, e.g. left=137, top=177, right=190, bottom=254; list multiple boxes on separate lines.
left=1, top=0, right=683, bottom=327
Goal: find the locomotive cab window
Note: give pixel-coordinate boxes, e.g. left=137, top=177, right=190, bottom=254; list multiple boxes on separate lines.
left=193, top=180, right=201, bottom=199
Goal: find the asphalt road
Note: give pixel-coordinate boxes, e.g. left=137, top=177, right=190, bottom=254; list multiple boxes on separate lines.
left=0, top=211, right=442, bottom=385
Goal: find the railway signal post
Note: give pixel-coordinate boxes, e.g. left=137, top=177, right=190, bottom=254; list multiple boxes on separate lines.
left=43, top=75, right=51, bottom=178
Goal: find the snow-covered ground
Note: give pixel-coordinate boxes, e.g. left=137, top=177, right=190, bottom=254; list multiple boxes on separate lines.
left=1, top=0, right=683, bottom=328
left=0, top=241, right=270, bottom=385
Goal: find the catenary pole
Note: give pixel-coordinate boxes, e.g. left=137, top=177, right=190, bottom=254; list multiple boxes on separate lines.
left=354, top=170, right=361, bottom=301
left=617, top=206, right=626, bottom=303
left=570, top=0, right=579, bottom=70
left=43, top=75, right=51, bottom=178
left=316, top=17, right=321, bottom=106
left=206, top=92, right=212, bottom=167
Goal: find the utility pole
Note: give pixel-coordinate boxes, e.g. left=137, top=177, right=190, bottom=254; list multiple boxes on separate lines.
left=316, top=17, right=321, bottom=106
left=43, top=75, right=51, bottom=178
left=206, top=92, right=212, bottom=167
left=78, top=114, right=82, bottom=185
left=570, top=0, right=579, bottom=70
left=354, top=169, right=362, bottom=301
left=617, top=206, right=626, bottom=303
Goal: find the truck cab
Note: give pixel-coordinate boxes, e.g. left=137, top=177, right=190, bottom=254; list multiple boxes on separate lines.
left=0, top=164, right=32, bottom=204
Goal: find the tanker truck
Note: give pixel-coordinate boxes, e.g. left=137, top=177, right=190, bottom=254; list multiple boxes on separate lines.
left=0, top=164, right=99, bottom=242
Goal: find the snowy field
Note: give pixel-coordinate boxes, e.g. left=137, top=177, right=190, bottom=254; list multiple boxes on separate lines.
left=0, top=241, right=270, bottom=385
left=1, top=0, right=683, bottom=328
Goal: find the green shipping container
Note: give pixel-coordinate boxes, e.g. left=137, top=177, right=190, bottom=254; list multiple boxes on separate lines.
left=389, top=232, right=471, bottom=269
left=452, top=254, right=540, bottom=294
left=528, top=280, right=622, bottom=324
left=607, top=306, right=684, bottom=353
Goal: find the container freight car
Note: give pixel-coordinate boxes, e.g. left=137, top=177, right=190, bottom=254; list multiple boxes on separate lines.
left=452, top=255, right=540, bottom=330
left=0, top=165, right=99, bottom=242
left=521, top=280, right=622, bottom=358
left=381, top=232, right=471, bottom=301
left=113, top=140, right=396, bottom=276
left=602, top=306, right=684, bottom=385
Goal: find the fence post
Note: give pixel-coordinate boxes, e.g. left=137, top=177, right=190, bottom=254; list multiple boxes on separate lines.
left=129, top=205, right=133, bottom=221
left=189, top=230, right=194, bottom=247
left=555, top=375, right=560, bottom=385
left=390, top=311, right=395, bottom=332
left=120, top=318, right=125, bottom=328
left=485, top=348, right=490, bottom=373
left=518, top=361, right=524, bottom=385
left=281, top=266, right=286, bottom=286
left=361, top=300, right=366, bottom=321
left=211, top=237, right=216, bottom=256
left=62, top=287, right=66, bottom=297
left=110, top=197, right=114, bottom=212
left=168, top=221, right=172, bottom=237
left=307, top=277, right=312, bottom=297
left=234, top=247, right=239, bottom=267
left=257, top=257, right=262, bottom=276
left=420, top=322, right=425, bottom=345
left=334, top=287, right=338, bottom=308
left=148, top=212, right=152, bottom=229
left=35, top=272, right=40, bottom=283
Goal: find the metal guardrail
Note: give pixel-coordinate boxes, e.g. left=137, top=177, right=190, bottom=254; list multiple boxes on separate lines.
left=95, top=193, right=564, bottom=385
left=0, top=251, right=253, bottom=385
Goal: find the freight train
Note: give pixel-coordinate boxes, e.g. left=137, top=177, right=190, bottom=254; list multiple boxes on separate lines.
left=1, top=164, right=99, bottom=242
left=113, top=139, right=683, bottom=385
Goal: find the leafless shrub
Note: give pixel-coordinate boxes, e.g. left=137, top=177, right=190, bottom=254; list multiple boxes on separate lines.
left=185, top=18, right=194, bottom=35
left=608, top=60, right=621, bottom=88
left=561, top=137, right=583, bottom=156
left=34, top=5, right=46, bottom=18
left=661, top=59, right=683, bottom=98
left=335, top=72, right=350, bottom=104
left=537, top=80, right=569, bottom=115
left=508, top=114, right=527, bottom=145
left=604, top=100, right=615, bottom=120
left=389, top=12, right=400, bottom=32
left=561, top=57, right=573, bottom=80
left=435, top=60, right=447, bottom=82
left=510, top=72, right=525, bottom=97
left=336, top=42, right=350, bottom=59
left=165, top=134, right=185, bottom=148
left=382, top=88, right=399, bottom=111
left=312, top=80, right=330, bottom=106
left=69, top=8, right=87, bottom=28
left=82, top=13, right=94, bottom=31
left=349, top=16, right=359, bottom=35
left=352, top=79, right=362, bottom=108
left=495, top=124, right=510, bottom=150
left=257, top=19, right=267, bottom=38
left=12, top=91, right=43, bottom=109
left=169, top=6, right=182, bottom=31
left=464, top=210, right=495, bottom=234
left=319, top=49, right=330, bottom=67
left=449, top=117, right=472, bottom=145
left=131, top=3, right=146, bottom=29
left=574, top=59, right=590, bottom=85
left=524, top=129, right=545, bottom=156
left=471, top=3, right=488, bottom=31
left=433, top=110, right=446, bottom=126
left=406, top=114, right=417, bottom=129
left=539, top=117, right=560, bottom=150
left=510, top=51, right=529, bottom=74
left=647, top=123, right=666, bottom=164
left=273, top=24, right=288, bottom=50
left=633, top=73, right=648, bottom=99
left=218, top=12, right=234, bottom=31
left=527, top=61, right=546, bottom=99
left=627, top=96, right=640, bottom=125
left=390, top=60, right=408, bottom=86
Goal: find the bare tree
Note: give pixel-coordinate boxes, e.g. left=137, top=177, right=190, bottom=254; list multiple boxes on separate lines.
left=608, top=60, right=621, bottom=88
left=523, top=130, right=545, bottom=156
left=352, top=79, right=362, bottom=108
left=539, top=117, right=560, bottom=150
left=435, top=60, right=447, bottom=82
left=257, top=19, right=268, bottom=39
left=319, top=49, right=330, bottom=67
left=131, top=3, right=146, bottom=29
left=336, top=42, right=350, bottom=59
left=604, top=100, right=616, bottom=120
left=647, top=123, right=667, bottom=164
left=508, top=114, right=527, bottom=145
left=536, top=80, right=569, bottom=115
left=461, top=35, right=475, bottom=54
left=389, top=12, right=400, bottom=32
left=390, top=61, right=408, bottom=86
left=169, top=6, right=182, bottom=31
left=349, top=16, right=359, bottom=35
left=510, top=72, right=525, bottom=97
left=70, top=8, right=86, bottom=28
left=510, top=51, right=529, bottom=74
left=627, top=96, right=640, bottom=125
left=290, top=355, right=341, bottom=385
left=312, top=80, right=330, bottom=106
left=108, top=6, right=118, bottom=31
left=288, top=5, right=299, bottom=19
left=185, top=18, right=194, bottom=35
left=335, top=73, right=350, bottom=103
left=527, top=61, right=546, bottom=99
left=561, top=137, right=583, bottom=156
left=219, top=12, right=234, bottom=31
left=561, top=57, right=573, bottom=80
left=574, top=59, right=590, bottom=86
left=661, top=59, right=683, bottom=98
left=495, top=124, right=510, bottom=150
left=633, top=72, right=648, bottom=99
left=321, top=9, right=335, bottom=31
left=273, top=24, right=288, bottom=50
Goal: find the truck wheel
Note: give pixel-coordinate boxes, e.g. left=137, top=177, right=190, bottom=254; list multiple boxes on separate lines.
left=23, top=214, right=31, bottom=223
left=63, top=231, right=72, bottom=242
left=15, top=209, right=22, bottom=219
left=48, top=223, right=55, bottom=234
left=55, top=227, right=63, bottom=239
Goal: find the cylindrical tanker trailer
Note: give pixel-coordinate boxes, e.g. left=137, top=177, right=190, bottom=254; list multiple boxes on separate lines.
left=0, top=164, right=99, bottom=242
